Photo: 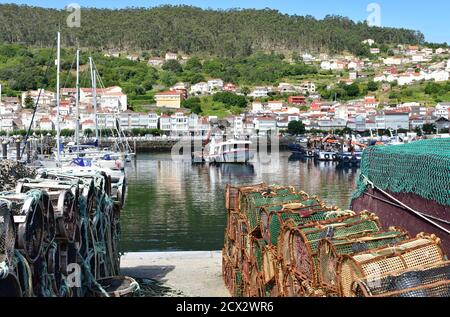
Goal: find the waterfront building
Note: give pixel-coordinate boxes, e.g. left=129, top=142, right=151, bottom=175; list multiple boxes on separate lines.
left=155, top=91, right=183, bottom=108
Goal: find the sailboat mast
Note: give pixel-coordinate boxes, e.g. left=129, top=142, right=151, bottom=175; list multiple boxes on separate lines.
left=75, top=49, right=80, bottom=150
left=56, top=32, right=61, bottom=162
left=89, top=57, right=99, bottom=142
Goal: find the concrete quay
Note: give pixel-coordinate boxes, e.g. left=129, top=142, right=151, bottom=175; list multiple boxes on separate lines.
left=120, top=251, right=230, bottom=297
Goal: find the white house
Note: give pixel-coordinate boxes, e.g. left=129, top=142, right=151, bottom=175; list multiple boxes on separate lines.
left=302, top=53, right=315, bottom=63
left=251, top=102, right=264, bottom=113
left=170, top=112, right=189, bottom=136
left=232, top=115, right=245, bottom=136
left=425, top=70, right=449, bottom=82
left=159, top=115, right=172, bottom=133
left=435, top=102, right=450, bottom=119
left=383, top=57, right=403, bottom=66
left=207, top=79, right=224, bottom=93
left=165, top=52, right=178, bottom=61
left=299, top=82, right=316, bottom=94
left=148, top=57, right=165, bottom=68
left=190, top=82, right=209, bottom=96
left=21, top=89, right=56, bottom=108
left=254, top=116, right=277, bottom=133
left=0, top=115, right=17, bottom=131
left=249, top=87, right=269, bottom=98
left=267, top=101, right=284, bottom=111
left=148, top=112, right=159, bottom=129
left=362, top=39, right=375, bottom=46
left=321, top=61, right=338, bottom=70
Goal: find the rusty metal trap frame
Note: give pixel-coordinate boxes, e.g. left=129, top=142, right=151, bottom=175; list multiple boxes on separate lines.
left=222, top=183, right=450, bottom=298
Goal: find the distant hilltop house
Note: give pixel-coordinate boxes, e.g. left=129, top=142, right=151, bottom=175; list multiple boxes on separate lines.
left=207, top=79, right=224, bottom=92
left=362, top=39, right=375, bottom=46
left=165, top=52, right=178, bottom=61
left=155, top=91, right=184, bottom=109
left=190, top=82, right=209, bottom=96
left=148, top=57, right=165, bottom=68
left=320, top=60, right=348, bottom=71
left=383, top=57, right=405, bottom=66
left=249, top=87, right=269, bottom=99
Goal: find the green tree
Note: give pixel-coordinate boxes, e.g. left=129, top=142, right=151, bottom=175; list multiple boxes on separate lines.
left=24, top=93, right=34, bottom=109
left=344, top=83, right=361, bottom=97
left=162, top=60, right=182, bottom=73
left=367, top=81, right=379, bottom=92
left=84, top=129, right=93, bottom=137
left=422, top=123, right=436, bottom=135
left=212, top=92, right=247, bottom=108
left=287, top=120, right=306, bottom=135
left=182, top=97, right=202, bottom=114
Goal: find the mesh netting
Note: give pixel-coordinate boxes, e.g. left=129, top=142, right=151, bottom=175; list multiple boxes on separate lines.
left=251, top=238, right=266, bottom=272
left=225, top=183, right=267, bottom=211
left=245, top=190, right=306, bottom=233
left=338, top=234, right=446, bottom=297
left=262, top=246, right=277, bottom=285
left=268, top=206, right=339, bottom=247
left=0, top=200, right=15, bottom=266
left=353, top=139, right=450, bottom=206
left=318, top=228, right=410, bottom=292
left=354, top=262, right=450, bottom=297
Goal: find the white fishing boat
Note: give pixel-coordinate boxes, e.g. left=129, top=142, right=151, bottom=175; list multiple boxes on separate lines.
left=316, top=151, right=339, bottom=161
left=194, top=137, right=255, bottom=163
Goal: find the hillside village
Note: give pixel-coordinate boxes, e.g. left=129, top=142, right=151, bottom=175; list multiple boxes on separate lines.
left=1, top=40, right=450, bottom=136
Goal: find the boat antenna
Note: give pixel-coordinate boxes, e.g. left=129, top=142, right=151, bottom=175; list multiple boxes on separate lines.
left=75, top=49, right=80, bottom=151
left=20, top=41, right=56, bottom=160
left=89, top=56, right=99, bottom=143
left=56, top=31, right=61, bottom=163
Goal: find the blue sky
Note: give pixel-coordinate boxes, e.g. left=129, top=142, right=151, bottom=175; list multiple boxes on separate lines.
left=1, top=0, right=449, bottom=43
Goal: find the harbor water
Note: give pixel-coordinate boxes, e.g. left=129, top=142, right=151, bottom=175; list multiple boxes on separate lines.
left=120, top=151, right=359, bottom=252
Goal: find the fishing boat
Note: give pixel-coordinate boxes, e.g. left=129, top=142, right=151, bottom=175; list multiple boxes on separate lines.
left=315, top=150, right=339, bottom=161
left=194, top=137, right=255, bottom=163
left=351, top=138, right=450, bottom=254
left=337, top=151, right=362, bottom=167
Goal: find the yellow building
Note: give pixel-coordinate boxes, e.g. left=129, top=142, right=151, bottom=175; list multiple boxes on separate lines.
left=155, top=91, right=183, bottom=109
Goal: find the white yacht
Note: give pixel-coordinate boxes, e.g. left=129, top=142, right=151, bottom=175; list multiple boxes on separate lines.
left=194, top=137, right=255, bottom=163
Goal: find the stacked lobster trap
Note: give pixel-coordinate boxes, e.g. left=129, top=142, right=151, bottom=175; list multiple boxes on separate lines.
left=0, top=166, right=137, bottom=297
left=222, top=183, right=450, bottom=297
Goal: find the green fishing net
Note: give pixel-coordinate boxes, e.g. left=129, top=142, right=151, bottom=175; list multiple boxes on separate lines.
left=353, top=139, right=450, bottom=207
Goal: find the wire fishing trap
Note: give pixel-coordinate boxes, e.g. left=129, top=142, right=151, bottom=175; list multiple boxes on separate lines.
left=0, top=166, right=133, bottom=298
left=222, top=183, right=450, bottom=298
left=337, top=233, right=447, bottom=297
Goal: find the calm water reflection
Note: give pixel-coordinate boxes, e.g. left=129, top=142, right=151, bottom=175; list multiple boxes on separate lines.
left=120, top=152, right=359, bottom=252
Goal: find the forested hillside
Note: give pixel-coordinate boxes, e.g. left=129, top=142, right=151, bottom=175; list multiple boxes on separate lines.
left=0, top=4, right=425, bottom=57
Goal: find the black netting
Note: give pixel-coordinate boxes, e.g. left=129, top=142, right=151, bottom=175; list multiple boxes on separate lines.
left=355, top=262, right=450, bottom=297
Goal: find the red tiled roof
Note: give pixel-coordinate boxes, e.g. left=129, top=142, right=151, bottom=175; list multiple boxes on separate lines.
left=155, top=91, right=183, bottom=96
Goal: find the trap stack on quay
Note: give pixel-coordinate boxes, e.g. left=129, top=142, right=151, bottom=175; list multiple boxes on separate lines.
left=351, top=138, right=450, bottom=254
left=222, top=183, right=450, bottom=297
left=0, top=161, right=138, bottom=297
